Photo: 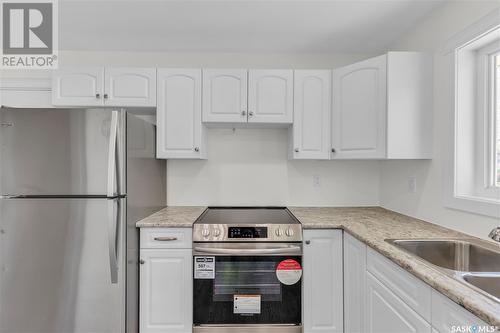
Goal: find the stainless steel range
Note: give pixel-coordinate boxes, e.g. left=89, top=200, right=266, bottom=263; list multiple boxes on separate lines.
left=192, top=207, right=303, bottom=333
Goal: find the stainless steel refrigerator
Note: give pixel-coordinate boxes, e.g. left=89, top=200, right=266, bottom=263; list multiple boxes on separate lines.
left=0, top=108, right=166, bottom=333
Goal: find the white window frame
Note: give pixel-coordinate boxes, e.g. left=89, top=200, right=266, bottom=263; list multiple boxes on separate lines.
left=443, top=9, right=500, bottom=218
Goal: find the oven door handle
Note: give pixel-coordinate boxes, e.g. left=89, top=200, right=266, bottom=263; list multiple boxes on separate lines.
left=193, top=246, right=302, bottom=256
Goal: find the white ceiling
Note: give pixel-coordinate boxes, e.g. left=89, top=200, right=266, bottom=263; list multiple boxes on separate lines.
left=59, top=0, right=445, bottom=53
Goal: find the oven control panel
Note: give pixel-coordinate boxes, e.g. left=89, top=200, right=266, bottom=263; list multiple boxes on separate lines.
left=193, top=224, right=302, bottom=242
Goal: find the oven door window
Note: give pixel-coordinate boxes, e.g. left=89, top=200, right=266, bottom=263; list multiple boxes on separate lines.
left=193, top=256, right=302, bottom=325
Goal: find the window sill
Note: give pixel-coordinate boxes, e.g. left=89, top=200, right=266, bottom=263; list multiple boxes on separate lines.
left=445, top=194, right=500, bottom=218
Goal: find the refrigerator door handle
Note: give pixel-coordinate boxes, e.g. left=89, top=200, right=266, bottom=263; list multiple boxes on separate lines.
left=107, top=197, right=119, bottom=284
left=107, top=111, right=119, bottom=198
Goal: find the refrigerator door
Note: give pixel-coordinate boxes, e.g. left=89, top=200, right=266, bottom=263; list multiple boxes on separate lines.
left=0, top=197, right=126, bottom=333
left=125, top=113, right=166, bottom=332
left=0, top=108, right=125, bottom=196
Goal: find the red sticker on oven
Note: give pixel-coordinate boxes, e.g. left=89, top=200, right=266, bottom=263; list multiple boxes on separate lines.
left=276, top=259, right=302, bottom=285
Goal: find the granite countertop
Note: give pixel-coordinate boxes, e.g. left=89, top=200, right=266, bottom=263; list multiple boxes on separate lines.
left=135, top=206, right=500, bottom=326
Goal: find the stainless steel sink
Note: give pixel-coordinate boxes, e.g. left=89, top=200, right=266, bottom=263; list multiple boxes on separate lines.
left=386, top=238, right=500, bottom=302
left=463, top=274, right=500, bottom=299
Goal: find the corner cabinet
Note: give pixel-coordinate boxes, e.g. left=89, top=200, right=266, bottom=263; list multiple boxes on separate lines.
left=157, top=69, right=206, bottom=159
left=52, top=67, right=156, bottom=107
left=332, top=52, right=432, bottom=159
left=291, top=70, right=331, bottom=159
left=303, top=230, right=343, bottom=333
left=139, top=228, right=192, bottom=333
left=344, top=233, right=367, bottom=333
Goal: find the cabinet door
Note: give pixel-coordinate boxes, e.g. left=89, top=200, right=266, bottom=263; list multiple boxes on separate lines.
left=52, top=67, right=104, bottom=106
left=365, top=272, right=431, bottom=333
left=157, top=69, right=206, bottom=159
left=139, top=249, right=192, bottom=333
left=303, top=230, right=343, bottom=333
left=202, top=69, right=248, bottom=123
left=104, top=68, right=156, bottom=107
left=292, top=70, right=331, bottom=159
left=431, top=290, right=489, bottom=333
left=248, top=69, right=293, bottom=123
left=332, top=55, right=387, bottom=159
left=344, top=233, right=367, bottom=333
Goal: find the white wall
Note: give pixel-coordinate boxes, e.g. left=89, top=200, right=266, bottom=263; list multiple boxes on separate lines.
left=57, top=50, right=381, bottom=207
left=381, top=1, right=500, bottom=239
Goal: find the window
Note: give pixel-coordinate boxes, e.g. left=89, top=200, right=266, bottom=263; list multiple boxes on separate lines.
left=444, top=14, right=500, bottom=218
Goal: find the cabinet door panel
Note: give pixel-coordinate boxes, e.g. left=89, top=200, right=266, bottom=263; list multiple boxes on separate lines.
left=292, top=70, right=331, bottom=159
left=248, top=70, right=293, bottom=123
left=202, top=69, right=247, bottom=123
left=344, top=233, right=367, bottom=333
left=139, top=249, right=192, bottom=333
left=366, top=272, right=431, bottom=333
left=157, top=69, right=205, bottom=159
left=332, top=55, right=387, bottom=159
left=104, top=68, right=156, bottom=107
left=52, top=67, right=104, bottom=106
left=303, top=230, right=343, bottom=333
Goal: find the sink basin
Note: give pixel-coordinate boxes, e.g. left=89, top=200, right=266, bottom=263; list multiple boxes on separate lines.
left=463, top=274, right=500, bottom=299
left=386, top=238, right=500, bottom=302
left=386, top=239, right=500, bottom=272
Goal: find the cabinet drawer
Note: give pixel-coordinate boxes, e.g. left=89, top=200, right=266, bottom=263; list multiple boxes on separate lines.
left=367, top=248, right=432, bottom=322
left=140, top=228, right=192, bottom=249
left=431, top=290, right=488, bottom=332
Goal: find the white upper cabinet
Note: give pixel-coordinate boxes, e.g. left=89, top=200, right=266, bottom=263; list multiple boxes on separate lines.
left=331, top=52, right=432, bottom=159
left=248, top=69, right=293, bottom=123
left=104, top=67, right=156, bottom=107
left=202, top=69, right=248, bottom=123
left=332, top=55, right=387, bottom=159
left=52, top=67, right=104, bottom=106
left=291, top=70, right=331, bottom=159
left=52, top=67, right=156, bottom=107
left=157, top=69, right=206, bottom=159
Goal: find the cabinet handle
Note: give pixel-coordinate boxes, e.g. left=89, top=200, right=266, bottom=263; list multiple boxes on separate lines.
left=241, top=111, right=247, bottom=116
left=331, top=148, right=336, bottom=153
left=248, top=111, right=254, bottom=116
left=103, top=94, right=109, bottom=99
left=305, top=240, right=311, bottom=245
left=154, top=236, right=178, bottom=241
left=294, top=148, right=299, bottom=153
left=139, top=259, right=145, bottom=265
left=95, top=93, right=100, bottom=99
left=194, top=147, right=200, bottom=152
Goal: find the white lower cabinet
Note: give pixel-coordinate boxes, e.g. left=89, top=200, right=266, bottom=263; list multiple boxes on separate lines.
left=365, top=272, right=431, bottom=332
left=303, top=230, right=343, bottom=333
left=342, top=233, right=489, bottom=333
left=343, top=233, right=367, bottom=333
left=140, top=230, right=192, bottom=333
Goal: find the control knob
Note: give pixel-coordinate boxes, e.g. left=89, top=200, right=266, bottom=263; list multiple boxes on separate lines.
left=285, top=228, right=294, bottom=237
left=213, top=229, right=221, bottom=237
left=201, top=229, right=211, bottom=237
left=275, top=228, right=284, bottom=237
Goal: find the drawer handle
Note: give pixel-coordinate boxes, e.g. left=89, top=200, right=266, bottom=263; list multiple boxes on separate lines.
left=153, top=236, right=178, bottom=241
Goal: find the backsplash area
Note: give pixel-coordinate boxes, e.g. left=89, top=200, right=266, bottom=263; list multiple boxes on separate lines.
left=166, top=128, right=381, bottom=206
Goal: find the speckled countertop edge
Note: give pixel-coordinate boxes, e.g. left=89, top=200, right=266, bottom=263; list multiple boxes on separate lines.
left=136, top=206, right=500, bottom=326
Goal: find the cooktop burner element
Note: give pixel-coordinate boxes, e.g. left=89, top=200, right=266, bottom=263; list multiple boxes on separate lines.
left=193, top=207, right=302, bottom=242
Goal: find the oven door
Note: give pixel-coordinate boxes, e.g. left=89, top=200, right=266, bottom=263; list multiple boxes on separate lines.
left=193, top=243, right=302, bottom=327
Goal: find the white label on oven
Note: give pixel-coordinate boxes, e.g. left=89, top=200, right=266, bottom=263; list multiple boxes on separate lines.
left=234, top=295, right=261, bottom=314
left=194, top=256, right=215, bottom=279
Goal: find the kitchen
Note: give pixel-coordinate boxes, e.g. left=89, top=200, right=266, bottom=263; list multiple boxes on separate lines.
left=0, top=1, right=499, bottom=333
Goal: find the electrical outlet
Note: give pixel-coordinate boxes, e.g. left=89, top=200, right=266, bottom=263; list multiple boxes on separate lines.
left=408, top=176, right=417, bottom=193
left=313, top=175, right=321, bottom=188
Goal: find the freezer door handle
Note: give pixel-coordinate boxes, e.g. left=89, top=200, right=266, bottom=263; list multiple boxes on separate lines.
left=107, top=111, right=119, bottom=198
left=107, top=198, right=120, bottom=284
